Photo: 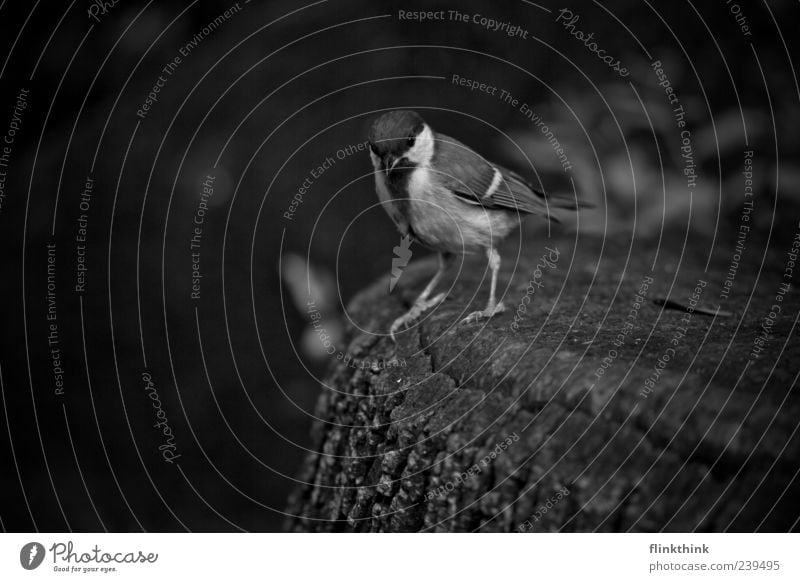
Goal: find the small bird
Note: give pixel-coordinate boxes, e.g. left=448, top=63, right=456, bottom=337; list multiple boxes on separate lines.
left=367, top=110, right=584, bottom=340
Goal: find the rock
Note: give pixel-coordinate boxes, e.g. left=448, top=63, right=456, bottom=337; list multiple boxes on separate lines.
left=286, top=226, right=800, bottom=532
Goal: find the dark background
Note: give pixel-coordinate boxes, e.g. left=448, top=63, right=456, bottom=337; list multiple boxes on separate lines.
left=0, top=0, right=797, bottom=531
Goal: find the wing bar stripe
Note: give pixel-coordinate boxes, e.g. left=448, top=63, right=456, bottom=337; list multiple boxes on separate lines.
left=483, top=168, right=503, bottom=199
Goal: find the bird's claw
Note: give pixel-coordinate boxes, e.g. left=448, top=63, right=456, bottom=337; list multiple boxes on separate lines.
left=461, top=301, right=506, bottom=325
left=389, top=292, right=446, bottom=342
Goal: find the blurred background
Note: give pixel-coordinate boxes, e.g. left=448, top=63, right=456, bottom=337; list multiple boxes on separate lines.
left=0, top=0, right=798, bottom=531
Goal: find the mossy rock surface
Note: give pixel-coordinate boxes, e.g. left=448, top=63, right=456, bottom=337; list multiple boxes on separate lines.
left=287, top=227, right=800, bottom=532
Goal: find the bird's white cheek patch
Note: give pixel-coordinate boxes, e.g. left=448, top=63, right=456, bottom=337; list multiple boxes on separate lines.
left=406, top=125, right=435, bottom=166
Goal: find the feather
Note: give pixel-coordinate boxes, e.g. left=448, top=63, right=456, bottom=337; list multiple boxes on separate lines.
left=432, top=133, right=586, bottom=222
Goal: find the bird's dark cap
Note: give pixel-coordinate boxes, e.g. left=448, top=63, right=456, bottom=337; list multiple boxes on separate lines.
left=368, top=110, right=425, bottom=154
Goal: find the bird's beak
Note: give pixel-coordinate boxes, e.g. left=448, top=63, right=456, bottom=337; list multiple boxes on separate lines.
left=384, top=155, right=401, bottom=176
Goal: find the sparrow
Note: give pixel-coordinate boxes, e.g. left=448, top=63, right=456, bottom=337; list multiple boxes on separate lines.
left=367, top=110, right=585, bottom=340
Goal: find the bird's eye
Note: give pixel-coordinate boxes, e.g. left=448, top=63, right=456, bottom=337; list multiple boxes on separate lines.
left=406, top=135, right=416, bottom=148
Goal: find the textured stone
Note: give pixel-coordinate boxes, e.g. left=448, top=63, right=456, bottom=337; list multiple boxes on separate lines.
left=286, top=227, right=800, bottom=532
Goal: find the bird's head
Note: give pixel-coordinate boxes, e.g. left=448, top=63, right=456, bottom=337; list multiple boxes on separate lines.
left=368, top=110, right=434, bottom=176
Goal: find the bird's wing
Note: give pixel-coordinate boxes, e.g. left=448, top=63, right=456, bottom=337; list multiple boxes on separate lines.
left=432, top=133, right=579, bottom=219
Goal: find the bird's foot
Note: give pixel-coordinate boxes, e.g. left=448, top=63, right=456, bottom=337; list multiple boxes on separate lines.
left=389, top=292, right=447, bottom=341
left=461, top=301, right=506, bottom=325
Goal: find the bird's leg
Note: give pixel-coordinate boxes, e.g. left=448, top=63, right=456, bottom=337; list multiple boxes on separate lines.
left=462, top=247, right=506, bottom=324
left=390, top=252, right=452, bottom=341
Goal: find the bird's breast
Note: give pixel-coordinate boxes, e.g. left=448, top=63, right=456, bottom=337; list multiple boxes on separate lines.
left=406, top=166, right=518, bottom=253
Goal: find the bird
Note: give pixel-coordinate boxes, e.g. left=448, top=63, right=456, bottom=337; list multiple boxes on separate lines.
left=367, top=110, right=585, bottom=340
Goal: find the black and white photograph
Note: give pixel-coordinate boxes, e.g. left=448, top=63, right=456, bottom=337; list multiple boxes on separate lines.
left=0, top=0, right=798, bottom=578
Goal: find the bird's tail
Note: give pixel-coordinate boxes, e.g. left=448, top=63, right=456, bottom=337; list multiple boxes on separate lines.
left=538, top=189, right=593, bottom=223
left=544, top=193, right=593, bottom=210
left=500, top=165, right=592, bottom=222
